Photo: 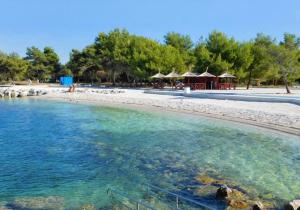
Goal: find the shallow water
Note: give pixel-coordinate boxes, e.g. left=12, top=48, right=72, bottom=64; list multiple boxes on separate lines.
left=0, top=99, right=299, bottom=209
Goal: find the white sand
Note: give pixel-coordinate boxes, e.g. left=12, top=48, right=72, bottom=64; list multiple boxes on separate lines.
left=1, top=85, right=300, bottom=134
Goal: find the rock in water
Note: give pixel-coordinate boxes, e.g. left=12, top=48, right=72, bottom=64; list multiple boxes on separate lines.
left=253, top=201, right=264, bottom=210
left=0, top=202, right=10, bottom=210
left=9, top=196, right=64, bottom=210
left=4, top=90, right=11, bottom=98
left=77, top=204, right=96, bottom=210
left=284, top=200, right=300, bottom=210
left=227, top=199, right=249, bottom=209
left=195, top=174, right=216, bottom=185
left=216, top=185, right=255, bottom=209
left=28, top=89, right=36, bottom=96
left=36, top=90, right=43, bottom=96
left=17, top=91, right=25, bottom=97
left=216, top=185, right=232, bottom=199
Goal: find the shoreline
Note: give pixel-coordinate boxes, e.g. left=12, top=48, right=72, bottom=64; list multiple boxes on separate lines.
left=38, top=94, right=300, bottom=136
left=1, top=85, right=300, bottom=136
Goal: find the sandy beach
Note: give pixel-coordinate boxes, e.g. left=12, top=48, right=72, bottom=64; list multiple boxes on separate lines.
left=1, top=85, right=300, bottom=135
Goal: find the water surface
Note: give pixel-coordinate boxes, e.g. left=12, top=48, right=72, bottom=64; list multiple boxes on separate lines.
left=0, top=99, right=299, bottom=209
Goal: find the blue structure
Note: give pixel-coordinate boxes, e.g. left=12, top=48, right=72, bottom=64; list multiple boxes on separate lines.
left=60, top=76, right=73, bottom=86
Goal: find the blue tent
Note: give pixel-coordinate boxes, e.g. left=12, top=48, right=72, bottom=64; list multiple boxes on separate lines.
left=60, top=76, right=73, bottom=86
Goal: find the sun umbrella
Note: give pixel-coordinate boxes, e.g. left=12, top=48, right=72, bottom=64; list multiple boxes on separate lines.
left=165, top=71, right=180, bottom=78
left=218, top=72, right=235, bottom=78
left=182, top=71, right=197, bottom=85
left=151, top=72, right=165, bottom=79
left=197, top=68, right=216, bottom=90
left=165, top=71, right=181, bottom=89
left=181, top=71, right=197, bottom=77
left=198, top=67, right=216, bottom=77
left=198, top=71, right=216, bottom=77
left=218, top=72, right=236, bottom=89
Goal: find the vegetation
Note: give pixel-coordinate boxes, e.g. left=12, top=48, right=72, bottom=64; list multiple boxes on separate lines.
left=0, top=29, right=300, bottom=92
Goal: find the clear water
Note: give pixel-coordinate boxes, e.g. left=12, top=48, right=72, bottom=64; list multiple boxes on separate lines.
left=0, top=99, right=300, bottom=209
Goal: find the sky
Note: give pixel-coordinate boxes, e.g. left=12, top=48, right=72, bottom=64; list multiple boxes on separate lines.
left=0, top=0, right=300, bottom=63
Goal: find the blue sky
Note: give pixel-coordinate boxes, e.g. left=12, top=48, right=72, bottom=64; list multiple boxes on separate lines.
left=0, top=0, right=299, bottom=63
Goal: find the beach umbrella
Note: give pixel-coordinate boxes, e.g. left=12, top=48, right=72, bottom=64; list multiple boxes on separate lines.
left=151, top=72, right=165, bottom=89
left=182, top=71, right=197, bottom=84
left=218, top=72, right=236, bottom=78
left=198, top=68, right=216, bottom=89
left=218, top=72, right=236, bottom=88
left=151, top=72, right=165, bottom=79
left=198, top=71, right=216, bottom=77
left=181, top=71, right=197, bottom=77
left=165, top=71, right=180, bottom=78
left=165, top=70, right=181, bottom=89
left=198, top=67, right=216, bottom=78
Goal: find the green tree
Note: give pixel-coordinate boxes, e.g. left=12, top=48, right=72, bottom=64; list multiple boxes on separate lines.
left=269, top=40, right=300, bottom=93
left=280, top=33, right=300, bottom=50
left=206, top=31, right=238, bottom=63
left=95, top=29, right=131, bottom=85
left=67, top=46, right=102, bottom=83
left=0, top=52, right=29, bottom=81
left=164, top=32, right=195, bottom=71
left=25, top=46, right=61, bottom=82
left=164, top=32, right=193, bottom=52
left=194, top=43, right=212, bottom=72
left=247, top=34, right=275, bottom=88
left=233, top=42, right=254, bottom=83
left=129, top=35, right=163, bottom=82
left=201, top=31, right=239, bottom=76
left=43, top=47, right=61, bottom=81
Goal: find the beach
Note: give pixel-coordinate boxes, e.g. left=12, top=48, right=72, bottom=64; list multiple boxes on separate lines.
left=2, top=85, right=300, bottom=135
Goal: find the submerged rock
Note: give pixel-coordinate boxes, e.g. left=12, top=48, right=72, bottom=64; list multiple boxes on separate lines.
left=195, top=174, right=216, bottom=185
left=216, top=185, right=256, bottom=209
left=77, top=204, right=96, bottom=210
left=253, top=201, right=264, bottom=210
left=98, top=205, right=121, bottom=210
left=284, top=200, right=300, bottom=210
left=0, top=202, right=10, bottom=210
left=227, top=199, right=249, bottom=209
left=216, top=185, right=233, bottom=199
left=194, top=172, right=232, bottom=186
left=8, top=196, right=64, bottom=210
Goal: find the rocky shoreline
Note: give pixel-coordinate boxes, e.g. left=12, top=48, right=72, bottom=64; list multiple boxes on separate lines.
left=0, top=88, right=47, bottom=98
left=0, top=181, right=299, bottom=210
left=2, top=85, right=300, bottom=136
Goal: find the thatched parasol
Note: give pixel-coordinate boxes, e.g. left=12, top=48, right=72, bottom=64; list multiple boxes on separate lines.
left=198, top=71, right=216, bottom=77
left=165, top=70, right=181, bottom=89
left=181, top=71, right=197, bottom=77
left=218, top=72, right=235, bottom=78
left=165, top=71, right=180, bottom=78
left=151, top=72, right=166, bottom=79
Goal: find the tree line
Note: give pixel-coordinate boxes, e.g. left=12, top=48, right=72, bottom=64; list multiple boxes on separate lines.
left=1, top=29, right=300, bottom=92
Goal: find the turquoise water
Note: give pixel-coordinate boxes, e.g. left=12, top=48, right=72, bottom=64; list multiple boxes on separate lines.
left=0, top=99, right=300, bottom=209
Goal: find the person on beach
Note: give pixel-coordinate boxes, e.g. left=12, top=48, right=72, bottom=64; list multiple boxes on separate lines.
left=67, top=84, right=76, bottom=92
